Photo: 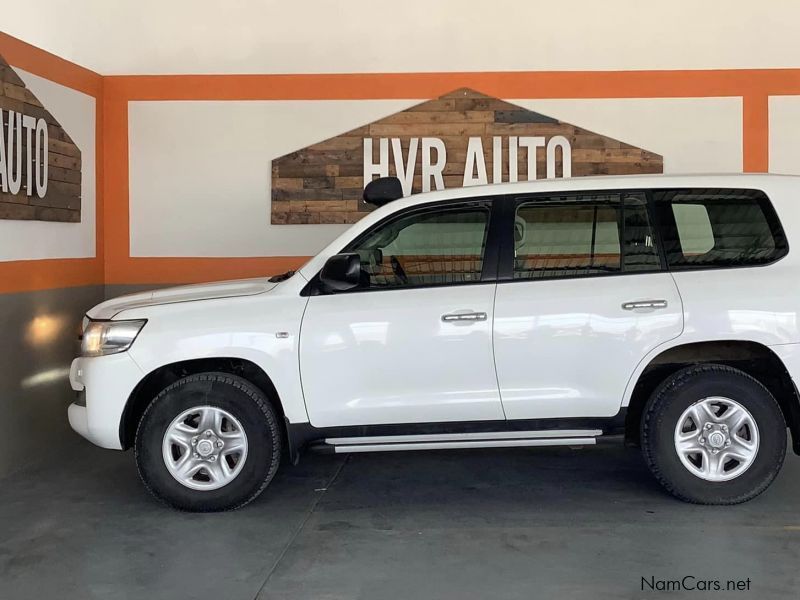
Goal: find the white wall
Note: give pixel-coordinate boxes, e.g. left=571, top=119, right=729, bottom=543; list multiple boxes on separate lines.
left=129, top=100, right=416, bottom=257
left=129, top=97, right=742, bottom=258
left=770, top=97, right=800, bottom=175
left=0, top=67, right=96, bottom=262
left=514, top=99, right=742, bottom=175
left=3, top=0, right=800, bottom=75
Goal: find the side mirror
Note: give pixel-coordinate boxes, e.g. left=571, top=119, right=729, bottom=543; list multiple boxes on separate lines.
left=319, top=253, right=362, bottom=292
left=363, top=176, right=403, bottom=207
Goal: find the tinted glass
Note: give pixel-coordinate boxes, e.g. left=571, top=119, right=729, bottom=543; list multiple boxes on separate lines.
left=654, top=189, right=787, bottom=269
left=623, top=194, right=661, bottom=272
left=513, top=193, right=660, bottom=280
left=346, top=205, right=490, bottom=288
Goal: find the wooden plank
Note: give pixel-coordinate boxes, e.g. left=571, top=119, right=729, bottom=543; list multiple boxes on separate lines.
left=320, top=211, right=350, bottom=224
left=0, top=191, right=29, bottom=205
left=406, top=98, right=456, bottom=112
left=0, top=64, right=25, bottom=87
left=270, top=87, right=664, bottom=226
left=368, top=122, right=487, bottom=137
left=0, top=202, right=34, bottom=219
left=272, top=177, right=303, bottom=190
left=379, top=110, right=495, bottom=125
left=30, top=189, right=81, bottom=210
left=274, top=187, right=343, bottom=201
left=34, top=206, right=80, bottom=222
left=303, top=176, right=335, bottom=189
left=48, top=152, right=81, bottom=171
left=0, top=55, right=81, bottom=223
left=46, top=179, right=82, bottom=198
left=306, top=137, right=363, bottom=151
left=48, top=137, right=81, bottom=158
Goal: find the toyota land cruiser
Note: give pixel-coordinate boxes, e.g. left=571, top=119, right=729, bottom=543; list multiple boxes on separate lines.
left=69, top=174, right=800, bottom=511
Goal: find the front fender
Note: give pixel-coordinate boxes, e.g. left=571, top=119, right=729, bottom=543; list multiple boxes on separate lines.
left=122, top=293, right=310, bottom=424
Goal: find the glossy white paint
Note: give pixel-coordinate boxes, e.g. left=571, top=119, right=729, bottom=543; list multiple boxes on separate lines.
left=300, top=283, right=503, bottom=427
left=494, top=273, right=683, bottom=419
left=68, top=173, right=800, bottom=453
left=68, top=352, right=145, bottom=449
left=88, top=278, right=278, bottom=320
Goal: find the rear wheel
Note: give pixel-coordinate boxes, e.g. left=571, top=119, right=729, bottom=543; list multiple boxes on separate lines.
left=642, top=364, right=786, bottom=504
left=135, top=372, right=281, bottom=511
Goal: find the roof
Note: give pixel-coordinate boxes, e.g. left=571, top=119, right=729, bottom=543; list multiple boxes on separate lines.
left=395, top=173, right=800, bottom=205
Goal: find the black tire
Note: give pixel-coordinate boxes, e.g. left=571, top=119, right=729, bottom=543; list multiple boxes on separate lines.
left=135, top=372, right=282, bottom=511
left=642, top=364, right=786, bottom=504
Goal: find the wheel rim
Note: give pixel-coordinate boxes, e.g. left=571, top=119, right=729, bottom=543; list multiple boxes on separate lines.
left=673, top=396, right=759, bottom=482
left=162, top=406, right=249, bottom=491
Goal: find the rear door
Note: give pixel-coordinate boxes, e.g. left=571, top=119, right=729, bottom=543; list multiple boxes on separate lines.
left=493, top=191, right=684, bottom=420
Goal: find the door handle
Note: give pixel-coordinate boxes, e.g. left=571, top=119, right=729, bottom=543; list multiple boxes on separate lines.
left=621, top=299, right=668, bottom=311
left=441, top=311, right=488, bottom=322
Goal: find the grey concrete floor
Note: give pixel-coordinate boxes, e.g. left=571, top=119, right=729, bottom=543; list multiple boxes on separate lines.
left=1, top=440, right=799, bottom=600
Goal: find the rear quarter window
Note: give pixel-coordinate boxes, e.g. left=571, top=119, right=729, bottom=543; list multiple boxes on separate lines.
left=653, top=188, right=788, bottom=269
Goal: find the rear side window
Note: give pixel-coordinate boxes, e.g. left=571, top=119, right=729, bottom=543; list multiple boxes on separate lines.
left=654, top=189, right=787, bottom=269
left=513, top=192, right=661, bottom=280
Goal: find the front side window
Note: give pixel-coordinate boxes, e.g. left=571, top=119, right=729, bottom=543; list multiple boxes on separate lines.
left=654, top=189, right=787, bottom=269
left=344, top=203, right=491, bottom=289
left=513, top=193, right=660, bottom=280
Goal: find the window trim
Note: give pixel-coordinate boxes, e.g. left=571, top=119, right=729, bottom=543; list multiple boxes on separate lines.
left=498, top=189, right=664, bottom=283
left=651, top=187, right=789, bottom=273
left=302, top=197, right=505, bottom=296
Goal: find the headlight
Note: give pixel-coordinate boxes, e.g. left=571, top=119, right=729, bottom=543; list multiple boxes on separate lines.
left=81, top=319, right=146, bottom=357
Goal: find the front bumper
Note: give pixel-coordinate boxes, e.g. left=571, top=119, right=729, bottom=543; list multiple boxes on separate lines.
left=68, top=353, right=145, bottom=450
left=68, top=403, right=90, bottom=440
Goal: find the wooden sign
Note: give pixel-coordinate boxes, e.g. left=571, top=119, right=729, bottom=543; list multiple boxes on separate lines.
left=270, top=88, right=662, bottom=225
left=0, top=53, right=81, bottom=222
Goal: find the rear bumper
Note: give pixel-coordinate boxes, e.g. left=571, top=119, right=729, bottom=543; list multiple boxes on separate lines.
left=68, top=353, right=145, bottom=450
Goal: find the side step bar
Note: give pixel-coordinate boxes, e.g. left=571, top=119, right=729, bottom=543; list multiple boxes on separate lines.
left=319, top=429, right=602, bottom=454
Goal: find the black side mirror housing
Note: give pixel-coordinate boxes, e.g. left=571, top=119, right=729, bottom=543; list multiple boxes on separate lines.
left=363, top=176, right=403, bottom=206
left=319, top=253, right=362, bottom=292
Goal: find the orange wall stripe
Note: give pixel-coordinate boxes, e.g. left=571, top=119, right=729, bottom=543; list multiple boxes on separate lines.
left=1, top=29, right=795, bottom=288
left=106, top=257, right=310, bottom=286
left=102, top=93, right=128, bottom=284
left=104, top=69, right=792, bottom=285
left=0, top=258, right=103, bottom=294
left=105, top=69, right=800, bottom=101
left=0, top=32, right=101, bottom=97
left=0, top=33, right=104, bottom=294
left=743, top=95, right=770, bottom=173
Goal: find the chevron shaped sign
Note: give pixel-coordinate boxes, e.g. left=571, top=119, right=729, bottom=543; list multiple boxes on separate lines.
left=270, top=88, right=662, bottom=225
left=0, top=53, right=81, bottom=222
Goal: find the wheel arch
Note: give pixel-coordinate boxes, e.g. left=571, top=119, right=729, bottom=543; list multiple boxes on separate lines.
left=120, top=357, right=293, bottom=456
left=624, top=340, right=800, bottom=454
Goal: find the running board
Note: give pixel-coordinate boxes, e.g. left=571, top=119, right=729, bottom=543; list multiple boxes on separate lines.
left=320, top=429, right=602, bottom=454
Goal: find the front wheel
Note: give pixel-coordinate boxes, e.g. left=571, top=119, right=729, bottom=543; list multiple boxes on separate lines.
left=135, top=372, right=282, bottom=511
left=642, top=364, right=786, bottom=504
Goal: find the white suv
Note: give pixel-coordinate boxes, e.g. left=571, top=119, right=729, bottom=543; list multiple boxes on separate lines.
left=69, top=174, right=800, bottom=511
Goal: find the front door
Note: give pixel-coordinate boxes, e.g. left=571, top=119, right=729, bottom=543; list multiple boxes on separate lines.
left=493, top=191, right=684, bottom=420
left=300, top=200, right=505, bottom=428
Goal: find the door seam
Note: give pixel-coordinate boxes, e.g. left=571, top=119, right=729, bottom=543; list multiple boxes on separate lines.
left=490, top=282, right=508, bottom=420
